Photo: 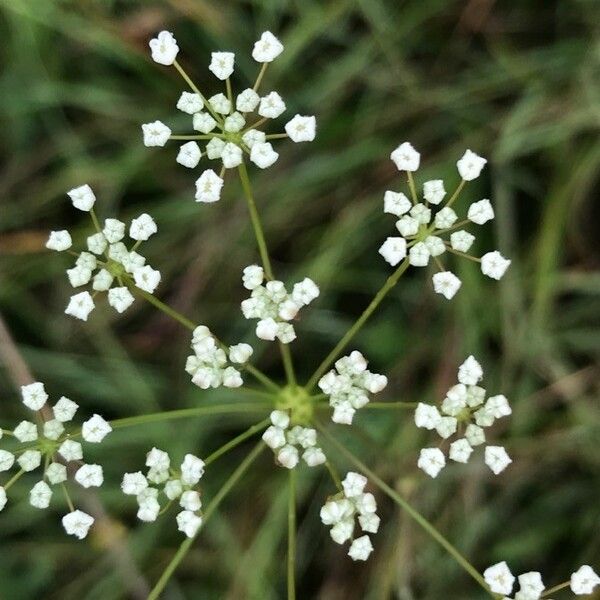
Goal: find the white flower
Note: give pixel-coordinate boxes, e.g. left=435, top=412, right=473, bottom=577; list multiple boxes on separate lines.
left=396, top=215, right=419, bottom=237
left=303, top=447, right=326, bottom=466
left=465, top=424, right=486, bottom=446
left=285, top=115, right=316, bottom=142
left=434, top=206, right=458, bottom=229
left=277, top=445, right=299, bottom=469
left=458, top=355, right=483, bottom=385
left=570, top=565, right=600, bottom=595
left=292, top=278, right=320, bottom=306
left=149, top=31, right=179, bottom=66
left=129, top=213, right=157, bottom=242
left=224, top=112, right=245, bottom=133
left=107, top=287, right=135, bottom=313
left=484, top=561, right=515, bottom=595
left=223, top=366, right=243, bottom=388
left=65, top=291, right=95, bottom=320
left=67, top=184, right=96, bottom=212
left=378, top=237, right=407, bottom=266
left=332, top=402, right=355, bottom=425
left=180, top=490, right=202, bottom=512
left=221, top=142, right=243, bottom=169
left=342, top=472, right=367, bottom=498
left=0, top=450, right=15, bottom=472
left=181, top=454, right=205, bottom=486
left=414, top=403, right=441, bottom=430
left=391, top=142, right=420, bottom=171
left=468, top=199, right=494, bottom=225
left=13, top=420, right=37, bottom=442
left=236, top=88, right=260, bottom=112
left=432, top=271, right=462, bottom=299
left=102, top=218, right=125, bottom=244
left=165, top=479, right=183, bottom=500
left=242, top=265, right=264, bottom=290
left=229, top=343, right=253, bottom=364
left=262, top=425, right=286, bottom=449
left=436, top=416, right=458, bottom=439
left=417, top=448, right=446, bottom=478
left=517, top=572, right=544, bottom=599
left=43, top=419, right=64, bottom=441
left=209, top=93, right=231, bottom=115
left=195, top=169, right=224, bottom=203
left=142, top=120, right=171, bottom=147
left=59, top=439, right=83, bottom=462
left=331, top=519, right=354, bottom=544
left=46, top=230, right=72, bottom=252
left=481, top=251, right=511, bottom=280
left=46, top=462, right=67, bottom=485
left=410, top=203, right=431, bottom=225
left=62, top=510, right=94, bottom=540
left=258, top=92, right=286, bottom=119
left=177, top=510, right=202, bottom=538
left=82, top=414, right=112, bottom=443
left=409, top=242, right=430, bottom=267
left=92, top=269, right=113, bottom=292
left=250, top=142, right=279, bottom=168
left=121, top=472, right=148, bottom=496
left=457, top=149, right=487, bottom=181
left=21, top=382, right=48, bottom=411
left=348, top=535, right=374, bottom=561
left=67, top=265, right=92, bottom=288
left=256, top=317, right=279, bottom=341
left=270, top=410, right=290, bottom=429
left=177, top=91, right=203, bottom=114
left=86, top=233, right=107, bottom=255
left=18, top=450, right=42, bottom=472
left=449, top=439, right=473, bottom=463
left=423, top=180, right=446, bottom=205
left=425, top=236, right=445, bottom=257
left=252, top=31, right=284, bottom=62
left=193, top=112, right=217, bottom=134
left=384, top=191, right=411, bottom=216
left=486, top=395, right=512, bottom=418
left=133, top=265, right=161, bottom=294
left=484, top=446, right=512, bottom=474
left=209, top=51, right=235, bottom=80
left=75, top=464, right=104, bottom=488
left=450, top=230, right=475, bottom=252
left=146, top=448, right=170, bottom=470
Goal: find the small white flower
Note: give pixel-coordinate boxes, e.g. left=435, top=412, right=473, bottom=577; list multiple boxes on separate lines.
left=180, top=490, right=202, bottom=512
left=302, top=447, right=326, bottom=467
left=228, top=343, right=253, bottom=364
left=177, top=91, right=203, bottom=114
left=133, top=265, right=161, bottom=293
left=193, top=112, right=217, bottom=134
left=468, top=199, right=495, bottom=225
left=457, top=149, right=487, bottom=181
left=205, top=138, right=225, bottom=160
left=250, top=141, right=279, bottom=168
left=484, top=446, right=512, bottom=474
left=21, top=382, right=48, bottom=411
left=67, top=265, right=92, bottom=288
left=122, top=472, right=148, bottom=496
left=176, top=510, right=202, bottom=538
left=270, top=410, right=290, bottom=429
left=222, top=366, right=243, bottom=388
left=481, top=251, right=511, bottom=280
left=46, top=462, right=67, bottom=485
left=348, top=535, right=373, bottom=561
left=570, top=565, right=600, bottom=595
left=13, top=421, right=37, bottom=442
left=62, top=509, right=94, bottom=540
left=221, top=142, right=243, bottom=169
left=108, top=287, right=135, bottom=313
left=424, top=235, right=445, bottom=256
left=59, top=439, right=83, bottom=462
left=331, top=402, right=355, bottom=425
left=208, top=93, right=231, bottom=115
left=252, top=31, right=284, bottom=62
left=396, top=215, right=419, bottom=237
left=432, top=271, right=462, bottom=300
left=242, top=129, right=266, bottom=149
left=18, top=449, right=42, bottom=472
left=103, top=218, right=125, bottom=244
left=224, top=112, right=245, bottom=133
left=262, top=425, right=286, bottom=449
left=277, top=445, right=299, bottom=469
left=129, top=213, right=157, bottom=241
left=165, top=479, right=183, bottom=500
left=209, top=51, right=235, bottom=80
left=142, top=120, right=171, bottom=147
left=146, top=448, right=170, bottom=470
left=436, top=416, right=458, bottom=439
left=390, top=142, right=420, bottom=171
left=331, top=519, right=354, bottom=544
left=423, top=180, right=446, bottom=205
left=450, top=230, right=475, bottom=252
left=484, top=561, right=515, bottom=596
left=449, top=439, right=473, bottom=463
left=108, top=242, right=128, bottom=263
left=0, top=450, right=15, bottom=472
left=43, top=419, right=64, bottom=441
left=67, top=184, right=96, bottom=212
left=458, top=355, right=483, bottom=385
left=417, top=448, right=446, bottom=478
left=92, top=269, right=113, bottom=292
left=285, top=114, right=316, bottom=142
left=342, top=472, right=367, bottom=498
left=485, top=395, right=512, bottom=419
left=409, top=242, right=430, bottom=267
left=517, top=571, right=544, bottom=599
left=256, top=317, right=279, bottom=341
left=434, top=206, right=458, bottom=229
left=379, top=237, right=407, bottom=266
left=82, top=414, right=112, bottom=443
left=195, top=169, right=224, bottom=203
left=236, top=88, right=260, bottom=112
left=291, top=278, right=320, bottom=306
left=181, top=454, right=205, bottom=486
left=414, top=403, right=442, bottom=430
left=76, top=252, right=97, bottom=270
left=258, top=92, right=286, bottom=119
left=410, top=203, right=431, bottom=225
left=46, top=230, right=72, bottom=252
left=149, top=31, right=179, bottom=66
left=384, top=191, right=411, bottom=216
left=242, top=265, right=264, bottom=290
left=75, top=464, right=104, bottom=488
left=465, top=423, right=486, bottom=446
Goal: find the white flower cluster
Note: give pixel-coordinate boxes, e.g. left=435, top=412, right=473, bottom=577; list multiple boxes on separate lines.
left=47, top=185, right=160, bottom=321
left=262, top=410, right=326, bottom=469
left=415, top=356, right=512, bottom=478
left=0, top=382, right=112, bottom=540
left=318, top=351, right=387, bottom=425
left=484, top=561, right=599, bottom=598
left=240, top=265, right=319, bottom=344
left=144, top=30, right=316, bottom=203
left=185, top=325, right=253, bottom=389
left=320, top=472, right=379, bottom=561
left=121, top=448, right=205, bottom=538
left=379, top=143, right=511, bottom=299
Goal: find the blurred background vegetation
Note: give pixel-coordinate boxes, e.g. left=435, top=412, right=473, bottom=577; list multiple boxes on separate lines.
left=1, top=0, right=599, bottom=598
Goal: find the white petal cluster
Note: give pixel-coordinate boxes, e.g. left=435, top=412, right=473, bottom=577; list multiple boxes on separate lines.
left=415, top=356, right=512, bottom=478
left=570, top=565, right=600, bottom=595
left=318, top=351, right=387, bottom=425
left=185, top=325, right=252, bottom=389
left=380, top=145, right=511, bottom=298
left=121, top=448, right=205, bottom=538
left=144, top=30, right=315, bottom=202
left=0, top=382, right=111, bottom=540
left=320, top=472, right=379, bottom=561
left=262, top=410, right=325, bottom=469
left=51, top=187, right=161, bottom=321
left=241, top=266, right=319, bottom=344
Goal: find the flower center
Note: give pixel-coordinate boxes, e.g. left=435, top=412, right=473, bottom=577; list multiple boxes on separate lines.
left=276, top=385, right=313, bottom=425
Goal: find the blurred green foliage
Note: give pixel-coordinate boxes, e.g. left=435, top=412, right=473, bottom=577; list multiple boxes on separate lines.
left=0, top=0, right=599, bottom=598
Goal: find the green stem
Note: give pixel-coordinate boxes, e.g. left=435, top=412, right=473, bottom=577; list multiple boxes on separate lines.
left=265, top=133, right=289, bottom=140
left=541, top=581, right=570, bottom=597
left=147, top=442, right=265, bottom=600
left=280, top=342, right=297, bottom=388
left=89, top=208, right=102, bottom=234
left=407, top=172, right=418, bottom=204
left=306, top=259, right=411, bottom=391
left=204, top=418, right=270, bottom=466
left=61, top=483, right=75, bottom=512
left=253, top=63, right=268, bottom=93
left=287, top=469, right=297, bottom=600
left=315, top=423, right=494, bottom=598
left=444, top=179, right=466, bottom=210
left=169, top=134, right=214, bottom=140
left=173, top=60, right=222, bottom=124
left=365, top=401, right=418, bottom=409
left=324, top=460, right=342, bottom=490
left=3, top=469, right=24, bottom=490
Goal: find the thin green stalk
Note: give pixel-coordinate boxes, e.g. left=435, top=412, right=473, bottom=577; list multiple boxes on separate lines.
left=253, top=63, right=268, bottom=92
left=61, top=483, right=75, bottom=512
left=365, top=401, right=418, bottom=409
left=89, top=208, right=102, bottom=233
left=147, top=442, right=265, bottom=600
left=288, top=469, right=297, bottom=600
left=280, top=342, right=297, bottom=388
left=266, top=133, right=289, bottom=140
left=169, top=134, right=214, bottom=140
left=324, top=460, right=342, bottom=490
left=306, top=259, right=411, bottom=391
left=3, top=469, right=24, bottom=490
left=204, top=418, right=270, bottom=466
left=541, top=581, right=570, bottom=597
left=444, top=179, right=466, bottom=209
left=225, top=78, right=233, bottom=105
left=315, top=423, right=495, bottom=598
left=173, top=60, right=222, bottom=124
left=407, top=172, right=418, bottom=203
